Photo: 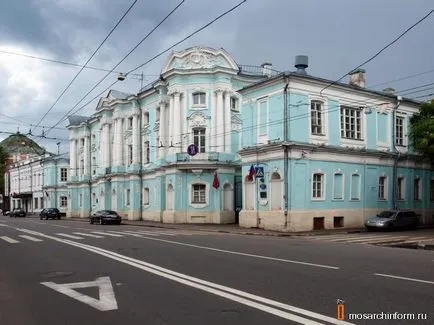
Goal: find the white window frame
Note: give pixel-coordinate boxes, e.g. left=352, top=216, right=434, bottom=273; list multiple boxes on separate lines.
left=310, top=100, right=325, bottom=135
left=144, top=141, right=150, bottom=163
left=414, top=177, right=422, bottom=200
left=193, top=128, right=206, bottom=153
left=257, top=98, right=269, bottom=143
left=378, top=176, right=388, bottom=200
left=397, top=176, right=405, bottom=200
left=340, top=106, right=363, bottom=140
left=127, top=117, right=133, bottom=129
left=79, top=194, right=83, bottom=208
left=188, top=181, right=209, bottom=208
left=192, top=92, right=206, bottom=107
left=60, top=196, right=67, bottom=207
left=143, top=187, right=150, bottom=206
left=143, top=112, right=149, bottom=126
left=350, top=173, right=361, bottom=201
left=332, top=172, right=344, bottom=201
left=125, top=189, right=131, bottom=206
left=60, top=168, right=67, bottom=182
left=230, top=97, right=239, bottom=111
left=395, top=114, right=408, bottom=147
left=128, top=145, right=133, bottom=165
left=311, top=172, right=325, bottom=201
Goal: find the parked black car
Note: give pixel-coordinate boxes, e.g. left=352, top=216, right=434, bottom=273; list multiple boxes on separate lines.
left=40, top=208, right=61, bottom=220
left=89, top=210, right=122, bottom=225
left=10, top=208, right=26, bottom=218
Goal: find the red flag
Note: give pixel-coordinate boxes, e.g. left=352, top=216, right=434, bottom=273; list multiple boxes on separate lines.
left=212, top=172, right=220, bottom=189
left=247, top=164, right=255, bottom=181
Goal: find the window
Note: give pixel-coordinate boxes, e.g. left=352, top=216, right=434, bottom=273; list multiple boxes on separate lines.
left=311, top=101, right=324, bottom=135
left=414, top=178, right=421, bottom=200
left=397, top=177, right=405, bottom=200
left=340, top=106, right=362, bottom=140
left=128, top=145, right=133, bottom=165
left=145, top=141, right=150, bottom=163
left=333, top=173, right=343, bottom=200
left=127, top=117, right=133, bottom=129
left=350, top=174, right=361, bottom=200
left=193, top=128, right=206, bottom=153
left=143, top=188, right=150, bottom=205
left=192, top=184, right=206, bottom=204
left=378, top=176, right=387, bottom=200
left=40, top=197, right=44, bottom=209
left=312, top=173, right=324, bottom=199
left=60, top=196, right=67, bottom=207
left=395, top=116, right=404, bottom=146
left=34, top=198, right=38, bottom=209
left=431, top=180, right=434, bottom=201
left=92, top=157, right=96, bottom=175
left=192, top=92, right=206, bottom=106
left=79, top=194, right=83, bottom=207
left=258, top=100, right=268, bottom=135
left=230, top=97, right=238, bottom=111
left=143, top=112, right=149, bottom=125
left=126, top=189, right=131, bottom=206
left=156, top=107, right=160, bottom=121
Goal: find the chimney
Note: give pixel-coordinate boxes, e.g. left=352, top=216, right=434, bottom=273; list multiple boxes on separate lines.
left=261, top=62, right=273, bottom=77
left=349, top=68, right=366, bottom=88
left=294, top=55, right=308, bottom=75
left=382, top=87, right=395, bottom=94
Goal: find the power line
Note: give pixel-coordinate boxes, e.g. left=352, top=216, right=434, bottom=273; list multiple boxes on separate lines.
left=320, top=8, right=434, bottom=95
left=396, top=81, right=434, bottom=94
left=370, top=68, right=434, bottom=88
left=45, top=0, right=186, bottom=135
left=0, top=49, right=156, bottom=76
left=33, top=0, right=140, bottom=131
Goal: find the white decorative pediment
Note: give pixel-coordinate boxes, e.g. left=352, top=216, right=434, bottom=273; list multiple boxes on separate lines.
left=231, top=114, right=242, bottom=132
left=376, top=103, right=393, bottom=114
left=162, top=47, right=239, bottom=74
left=187, top=112, right=210, bottom=127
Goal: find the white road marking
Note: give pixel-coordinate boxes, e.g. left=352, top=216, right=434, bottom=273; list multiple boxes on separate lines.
left=0, top=224, right=9, bottom=227
left=90, top=231, right=124, bottom=237
left=73, top=232, right=104, bottom=238
left=18, top=235, right=43, bottom=242
left=344, top=236, right=408, bottom=243
left=328, top=235, right=391, bottom=242
left=41, top=276, right=118, bottom=311
left=0, top=236, right=19, bottom=243
left=121, top=230, right=160, bottom=237
left=55, top=233, right=84, bottom=239
left=134, top=230, right=176, bottom=236
left=374, top=273, right=434, bottom=285
left=51, top=225, right=70, bottom=228
left=17, top=228, right=354, bottom=325
left=107, top=231, right=148, bottom=238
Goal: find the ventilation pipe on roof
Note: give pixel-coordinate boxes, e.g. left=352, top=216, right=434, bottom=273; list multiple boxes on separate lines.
left=261, top=62, right=273, bottom=77
left=349, top=68, right=366, bottom=88
left=294, top=55, right=308, bottom=75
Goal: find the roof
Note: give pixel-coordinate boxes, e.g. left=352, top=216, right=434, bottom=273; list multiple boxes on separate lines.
left=108, top=89, right=132, bottom=100
left=239, top=71, right=421, bottom=106
left=67, top=115, right=89, bottom=126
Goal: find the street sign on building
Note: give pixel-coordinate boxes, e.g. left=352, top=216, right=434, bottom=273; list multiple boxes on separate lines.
left=255, top=167, right=264, bottom=178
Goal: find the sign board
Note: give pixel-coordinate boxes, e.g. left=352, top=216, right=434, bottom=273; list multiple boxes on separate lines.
left=187, top=144, right=198, bottom=156
left=255, top=167, right=264, bottom=178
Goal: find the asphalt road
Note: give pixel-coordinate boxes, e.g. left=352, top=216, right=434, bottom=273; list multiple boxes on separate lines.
left=0, top=215, right=433, bottom=325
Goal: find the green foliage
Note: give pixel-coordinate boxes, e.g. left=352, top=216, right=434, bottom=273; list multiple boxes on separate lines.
left=409, top=101, right=434, bottom=161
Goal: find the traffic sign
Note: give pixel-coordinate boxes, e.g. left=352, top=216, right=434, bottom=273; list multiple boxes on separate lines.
left=255, top=167, right=264, bottom=178
left=187, top=144, right=198, bottom=156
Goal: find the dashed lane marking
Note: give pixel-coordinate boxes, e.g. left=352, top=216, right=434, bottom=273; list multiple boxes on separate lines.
left=0, top=236, right=19, bottom=243
left=72, top=232, right=104, bottom=238
left=55, top=233, right=84, bottom=240
left=18, top=235, right=43, bottom=242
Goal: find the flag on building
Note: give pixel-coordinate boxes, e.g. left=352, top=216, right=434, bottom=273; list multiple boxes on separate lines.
left=212, top=171, right=220, bottom=189
left=247, top=164, right=255, bottom=181
left=45, top=190, right=49, bottom=198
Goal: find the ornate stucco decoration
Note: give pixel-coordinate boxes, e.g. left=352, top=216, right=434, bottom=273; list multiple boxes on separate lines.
left=141, top=127, right=151, bottom=136
left=178, top=47, right=218, bottom=69
left=124, top=130, right=132, bottom=140
left=187, top=112, right=210, bottom=127
left=231, top=114, right=242, bottom=132
left=376, top=103, right=393, bottom=115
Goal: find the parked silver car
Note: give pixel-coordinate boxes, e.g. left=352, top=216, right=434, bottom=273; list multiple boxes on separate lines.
left=365, top=210, right=419, bottom=231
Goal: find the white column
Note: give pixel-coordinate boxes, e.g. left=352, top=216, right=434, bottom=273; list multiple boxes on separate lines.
left=159, top=101, right=167, bottom=159
left=168, top=95, right=174, bottom=155
left=224, top=92, right=232, bottom=152
left=70, top=139, right=77, bottom=177
left=114, top=117, right=122, bottom=166
left=112, top=119, right=118, bottom=166
left=84, top=135, right=90, bottom=176
left=173, top=93, right=181, bottom=153
left=211, top=91, right=216, bottom=150
left=216, top=90, right=224, bottom=152
left=103, top=123, right=110, bottom=168
left=132, top=114, right=139, bottom=164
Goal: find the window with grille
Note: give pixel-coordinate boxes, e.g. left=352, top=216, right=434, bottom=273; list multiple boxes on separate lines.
left=60, top=168, right=67, bottom=182
left=311, top=101, right=324, bottom=135
left=230, top=97, right=238, bottom=111
left=414, top=178, right=421, bottom=200
left=193, top=128, right=206, bottom=153
left=60, top=196, right=67, bottom=207
left=378, top=176, right=387, bottom=200
left=145, top=141, right=150, bottom=163
left=192, top=184, right=206, bottom=203
left=340, top=106, right=362, bottom=139
left=395, top=116, right=404, bottom=146
left=192, top=92, right=206, bottom=106
left=397, top=177, right=405, bottom=200
left=312, top=173, right=324, bottom=199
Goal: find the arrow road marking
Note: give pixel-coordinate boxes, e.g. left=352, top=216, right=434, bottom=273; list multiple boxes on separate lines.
left=41, top=276, right=118, bottom=311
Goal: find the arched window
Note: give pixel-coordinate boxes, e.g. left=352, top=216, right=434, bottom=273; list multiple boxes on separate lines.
left=166, top=184, right=174, bottom=210
left=143, top=188, right=150, bottom=205
left=270, top=172, right=281, bottom=210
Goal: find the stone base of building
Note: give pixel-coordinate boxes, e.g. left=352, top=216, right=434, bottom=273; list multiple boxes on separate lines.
left=127, top=209, right=141, bottom=221
left=161, top=210, right=235, bottom=224
left=240, top=208, right=434, bottom=232
left=142, top=211, right=163, bottom=222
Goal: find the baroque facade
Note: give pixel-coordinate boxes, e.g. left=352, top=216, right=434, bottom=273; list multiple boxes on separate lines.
left=66, top=47, right=268, bottom=223
left=66, top=46, right=433, bottom=231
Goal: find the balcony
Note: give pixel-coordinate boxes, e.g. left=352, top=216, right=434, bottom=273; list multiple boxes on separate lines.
left=176, top=152, right=220, bottom=162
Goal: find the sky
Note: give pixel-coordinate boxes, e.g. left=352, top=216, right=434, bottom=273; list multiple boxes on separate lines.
left=0, top=0, right=433, bottom=154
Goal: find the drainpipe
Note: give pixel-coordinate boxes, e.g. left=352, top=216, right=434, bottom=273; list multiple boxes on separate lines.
left=283, top=73, right=290, bottom=229
left=391, top=96, right=402, bottom=210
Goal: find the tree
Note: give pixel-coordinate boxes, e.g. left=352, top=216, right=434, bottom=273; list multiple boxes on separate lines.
left=409, top=101, right=434, bottom=162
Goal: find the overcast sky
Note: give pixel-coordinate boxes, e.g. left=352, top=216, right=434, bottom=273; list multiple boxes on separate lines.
left=0, top=0, right=433, bottom=154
